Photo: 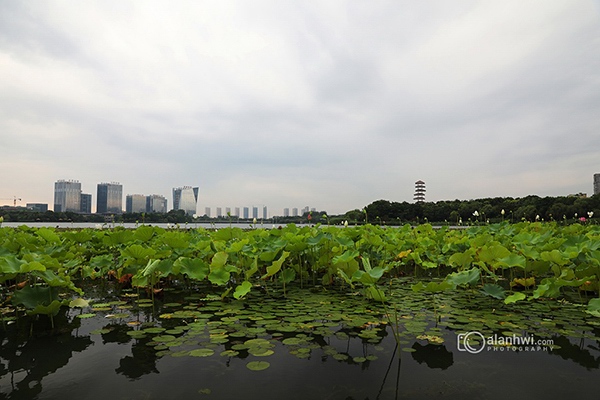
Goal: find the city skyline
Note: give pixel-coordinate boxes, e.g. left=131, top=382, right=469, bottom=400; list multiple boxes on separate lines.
left=7, top=174, right=600, bottom=218
left=46, top=178, right=319, bottom=218
left=1, top=2, right=599, bottom=214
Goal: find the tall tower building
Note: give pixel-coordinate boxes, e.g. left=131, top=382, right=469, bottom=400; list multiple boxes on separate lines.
left=146, top=194, right=167, bottom=213
left=97, top=182, right=123, bottom=214
left=414, top=180, right=426, bottom=203
left=54, top=180, right=81, bottom=212
left=262, top=206, right=268, bottom=219
left=594, top=173, right=600, bottom=195
left=172, top=186, right=198, bottom=216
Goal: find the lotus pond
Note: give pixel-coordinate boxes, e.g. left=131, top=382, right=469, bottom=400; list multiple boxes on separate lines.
left=1, top=223, right=600, bottom=399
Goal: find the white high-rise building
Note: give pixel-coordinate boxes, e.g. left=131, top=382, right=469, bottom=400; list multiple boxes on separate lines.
left=173, top=186, right=198, bottom=216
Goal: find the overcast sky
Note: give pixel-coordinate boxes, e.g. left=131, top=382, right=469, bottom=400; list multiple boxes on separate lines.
left=1, top=1, right=599, bottom=216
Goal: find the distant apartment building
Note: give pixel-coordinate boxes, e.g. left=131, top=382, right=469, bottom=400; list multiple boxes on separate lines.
left=301, top=206, right=309, bottom=215
left=173, top=186, right=198, bottom=216
left=595, top=173, right=600, bottom=195
left=292, top=208, right=298, bottom=217
left=126, top=194, right=147, bottom=213
left=216, top=207, right=222, bottom=217
left=283, top=208, right=290, bottom=217
left=80, top=193, right=92, bottom=214
left=97, top=182, right=123, bottom=214
left=262, top=206, right=267, bottom=219
left=27, top=203, right=48, bottom=213
left=54, top=180, right=81, bottom=212
left=204, top=207, right=211, bottom=217
left=243, top=207, right=249, bottom=219
left=225, top=207, right=231, bottom=216
left=234, top=207, right=240, bottom=217
left=252, top=207, right=258, bottom=219
left=146, top=194, right=167, bottom=213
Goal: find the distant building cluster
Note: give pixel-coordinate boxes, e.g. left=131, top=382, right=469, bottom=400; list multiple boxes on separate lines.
left=47, top=179, right=310, bottom=218
left=595, top=173, right=600, bottom=196
left=52, top=179, right=193, bottom=215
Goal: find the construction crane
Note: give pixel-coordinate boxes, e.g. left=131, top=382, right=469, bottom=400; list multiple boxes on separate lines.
left=0, top=196, right=21, bottom=207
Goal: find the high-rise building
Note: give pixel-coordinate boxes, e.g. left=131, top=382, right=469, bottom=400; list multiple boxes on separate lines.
left=292, top=208, right=298, bottom=217
left=146, top=195, right=167, bottom=213
left=80, top=193, right=92, bottom=214
left=225, top=207, right=231, bottom=216
left=262, top=206, right=267, bottom=219
left=252, top=207, right=258, bottom=219
left=216, top=207, right=222, bottom=217
left=234, top=207, right=240, bottom=217
left=283, top=208, right=290, bottom=217
left=126, top=194, right=147, bottom=213
left=204, top=207, right=211, bottom=217
left=594, top=173, right=600, bottom=195
left=97, top=182, right=123, bottom=214
left=243, top=207, right=249, bottom=219
left=54, top=180, right=81, bottom=212
left=172, top=186, right=198, bottom=216
left=414, top=180, right=426, bottom=203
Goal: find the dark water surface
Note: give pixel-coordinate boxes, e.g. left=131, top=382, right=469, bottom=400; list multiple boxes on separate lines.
left=1, top=284, right=599, bottom=400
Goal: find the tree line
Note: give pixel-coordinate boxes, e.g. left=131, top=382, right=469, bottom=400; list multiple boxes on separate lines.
left=350, top=194, right=600, bottom=225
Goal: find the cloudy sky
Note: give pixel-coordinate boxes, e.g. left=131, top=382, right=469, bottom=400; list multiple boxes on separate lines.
left=1, top=1, right=599, bottom=216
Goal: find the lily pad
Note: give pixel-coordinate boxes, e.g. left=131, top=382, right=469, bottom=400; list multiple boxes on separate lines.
left=246, top=361, right=270, bottom=371
left=189, top=348, right=215, bottom=357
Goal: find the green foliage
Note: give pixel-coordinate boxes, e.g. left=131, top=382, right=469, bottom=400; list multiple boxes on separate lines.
left=1, top=221, right=599, bottom=315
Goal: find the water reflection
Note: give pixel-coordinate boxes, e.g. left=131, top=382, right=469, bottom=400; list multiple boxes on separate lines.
left=548, top=335, right=600, bottom=369
left=116, top=338, right=159, bottom=379
left=411, top=342, right=453, bottom=370
left=0, top=314, right=92, bottom=399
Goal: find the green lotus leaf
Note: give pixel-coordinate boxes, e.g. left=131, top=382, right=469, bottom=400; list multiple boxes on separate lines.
left=261, top=251, right=290, bottom=279
left=233, top=281, right=253, bottom=300
left=69, top=298, right=90, bottom=308
left=174, top=257, right=209, bottom=281
left=208, top=267, right=230, bottom=286
left=446, top=267, right=480, bottom=287
left=586, top=298, right=600, bottom=317
left=497, top=253, right=527, bottom=269
left=281, top=268, right=296, bottom=284
left=12, top=285, right=60, bottom=310
left=210, top=252, right=229, bottom=270
left=504, top=292, right=526, bottom=304
left=480, top=284, right=505, bottom=300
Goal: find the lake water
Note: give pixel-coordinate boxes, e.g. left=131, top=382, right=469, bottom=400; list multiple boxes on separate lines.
left=1, top=283, right=598, bottom=399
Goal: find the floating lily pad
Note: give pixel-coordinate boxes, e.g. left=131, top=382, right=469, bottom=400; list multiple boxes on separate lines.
left=189, top=348, right=215, bottom=357
left=246, top=361, right=270, bottom=371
